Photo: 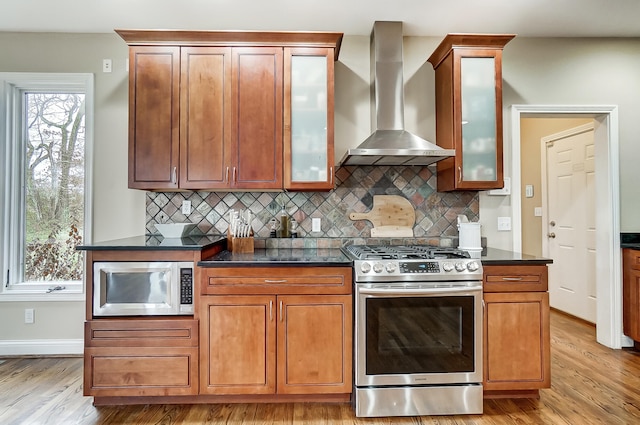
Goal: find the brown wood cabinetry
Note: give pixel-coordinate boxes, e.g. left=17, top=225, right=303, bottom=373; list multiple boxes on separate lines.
left=127, top=46, right=180, bottom=190
left=117, top=30, right=341, bottom=191
left=84, top=319, right=199, bottom=397
left=483, top=264, right=551, bottom=397
left=623, top=249, right=640, bottom=344
left=428, top=34, right=514, bottom=191
left=199, top=267, right=352, bottom=398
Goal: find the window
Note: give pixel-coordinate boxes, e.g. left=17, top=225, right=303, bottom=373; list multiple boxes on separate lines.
left=0, top=73, right=93, bottom=301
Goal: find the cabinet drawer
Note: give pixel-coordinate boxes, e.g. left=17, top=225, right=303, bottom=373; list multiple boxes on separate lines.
left=84, top=346, right=198, bottom=396
left=202, top=267, right=352, bottom=295
left=483, top=265, right=548, bottom=292
left=85, top=319, right=198, bottom=347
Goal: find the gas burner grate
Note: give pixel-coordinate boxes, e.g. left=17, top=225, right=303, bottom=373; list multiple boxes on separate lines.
left=343, top=245, right=471, bottom=260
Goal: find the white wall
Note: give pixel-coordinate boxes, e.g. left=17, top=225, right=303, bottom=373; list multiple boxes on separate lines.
left=2, top=32, right=640, bottom=349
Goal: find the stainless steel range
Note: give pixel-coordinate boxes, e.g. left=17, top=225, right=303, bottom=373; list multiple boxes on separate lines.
left=343, top=245, right=483, bottom=417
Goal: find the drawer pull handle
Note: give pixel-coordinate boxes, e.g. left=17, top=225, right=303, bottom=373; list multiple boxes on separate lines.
left=264, top=279, right=287, bottom=283
left=501, top=277, right=524, bottom=281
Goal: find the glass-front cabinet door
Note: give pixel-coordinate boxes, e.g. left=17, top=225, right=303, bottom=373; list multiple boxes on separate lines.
left=284, top=47, right=335, bottom=191
left=460, top=54, right=499, bottom=183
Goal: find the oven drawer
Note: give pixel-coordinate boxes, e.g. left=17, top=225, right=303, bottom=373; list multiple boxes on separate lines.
left=483, top=265, right=548, bottom=292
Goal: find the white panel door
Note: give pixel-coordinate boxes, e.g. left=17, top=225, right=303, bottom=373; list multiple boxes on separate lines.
left=545, top=124, right=596, bottom=323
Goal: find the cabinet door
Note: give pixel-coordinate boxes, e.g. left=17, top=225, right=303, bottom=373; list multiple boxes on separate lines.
left=284, top=48, right=335, bottom=191
left=200, top=295, right=276, bottom=394
left=454, top=50, right=504, bottom=190
left=277, top=295, right=352, bottom=394
left=231, top=47, right=283, bottom=189
left=483, top=292, right=550, bottom=391
left=128, top=46, right=180, bottom=190
left=180, top=47, right=232, bottom=189
left=623, top=249, right=640, bottom=341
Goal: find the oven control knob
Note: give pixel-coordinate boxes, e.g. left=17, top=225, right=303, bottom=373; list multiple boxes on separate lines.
left=385, top=262, right=397, bottom=273
left=442, top=262, right=454, bottom=272
left=373, top=262, right=384, bottom=273
left=455, top=262, right=466, bottom=272
left=467, top=261, right=480, bottom=272
left=360, top=262, right=372, bottom=273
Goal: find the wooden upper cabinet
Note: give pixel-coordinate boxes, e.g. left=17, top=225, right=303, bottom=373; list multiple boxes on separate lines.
left=284, top=48, right=335, bottom=191
left=180, top=47, right=232, bottom=189
left=128, top=46, right=180, bottom=190
left=117, top=30, right=342, bottom=191
left=428, top=34, right=514, bottom=191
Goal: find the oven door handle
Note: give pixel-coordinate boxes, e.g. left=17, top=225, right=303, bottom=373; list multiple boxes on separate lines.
left=358, top=286, right=482, bottom=296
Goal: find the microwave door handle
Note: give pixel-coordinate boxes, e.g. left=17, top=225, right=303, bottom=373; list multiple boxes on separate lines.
left=358, top=286, right=481, bottom=296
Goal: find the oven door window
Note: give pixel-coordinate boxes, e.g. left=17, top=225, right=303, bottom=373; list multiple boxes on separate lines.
left=365, top=296, right=475, bottom=374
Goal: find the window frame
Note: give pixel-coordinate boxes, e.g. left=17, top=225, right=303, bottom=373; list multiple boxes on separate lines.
left=0, top=73, right=94, bottom=302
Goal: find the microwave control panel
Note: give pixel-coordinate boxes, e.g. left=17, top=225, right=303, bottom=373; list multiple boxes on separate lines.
left=180, top=268, right=193, bottom=306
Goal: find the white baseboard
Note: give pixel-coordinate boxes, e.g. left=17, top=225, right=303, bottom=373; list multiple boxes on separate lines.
left=0, top=339, right=83, bottom=356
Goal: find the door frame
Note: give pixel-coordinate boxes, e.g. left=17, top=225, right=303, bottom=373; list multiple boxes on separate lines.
left=510, top=105, right=625, bottom=349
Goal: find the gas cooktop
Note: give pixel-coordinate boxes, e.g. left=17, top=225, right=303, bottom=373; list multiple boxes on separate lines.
left=343, top=245, right=482, bottom=283
left=343, top=245, right=471, bottom=260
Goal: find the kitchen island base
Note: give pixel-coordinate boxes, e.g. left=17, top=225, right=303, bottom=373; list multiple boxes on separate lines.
left=92, top=393, right=350, bottom=406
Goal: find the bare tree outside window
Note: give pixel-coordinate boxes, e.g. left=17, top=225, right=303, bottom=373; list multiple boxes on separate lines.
left=23, top=92, right=85, bottom=282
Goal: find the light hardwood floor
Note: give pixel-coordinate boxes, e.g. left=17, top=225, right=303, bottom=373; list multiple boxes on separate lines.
left=2, top=310, right=640, bottom=424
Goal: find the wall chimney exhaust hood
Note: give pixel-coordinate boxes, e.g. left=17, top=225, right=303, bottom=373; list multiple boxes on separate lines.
left=340, top=21, right=454, bottom=166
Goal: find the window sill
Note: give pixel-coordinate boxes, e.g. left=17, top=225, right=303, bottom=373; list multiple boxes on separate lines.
left=0, top=287, right=84, bottom=302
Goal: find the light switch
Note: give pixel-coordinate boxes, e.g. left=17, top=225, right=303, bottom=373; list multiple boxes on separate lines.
left=525, top=185, right=534, bottom=198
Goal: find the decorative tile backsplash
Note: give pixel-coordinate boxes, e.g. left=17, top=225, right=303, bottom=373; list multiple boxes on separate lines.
left=146, top=165, right=479, bottom=240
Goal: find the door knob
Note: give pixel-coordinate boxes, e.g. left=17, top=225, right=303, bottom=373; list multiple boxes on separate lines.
left=548, top=232, right=556, bottom=238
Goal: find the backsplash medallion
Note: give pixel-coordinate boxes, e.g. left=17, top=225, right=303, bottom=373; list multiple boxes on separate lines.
left=146, top=165, right=479, bottom=243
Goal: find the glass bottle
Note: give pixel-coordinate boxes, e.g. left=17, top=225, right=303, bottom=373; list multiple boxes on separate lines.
left=279, top=205, right=290, bottom=238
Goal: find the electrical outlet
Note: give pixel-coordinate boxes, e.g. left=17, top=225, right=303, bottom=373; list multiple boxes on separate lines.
left=24, top=308, right=34, bottom=324
left=102, top=59, right=112, bottom=73
left=497, top=217, right=512, bottom=231
left=312, top=218, right=322, bottom=232
left=534, top=207, right=543, bottom=217
left=181, top=200, right=191, bottom=215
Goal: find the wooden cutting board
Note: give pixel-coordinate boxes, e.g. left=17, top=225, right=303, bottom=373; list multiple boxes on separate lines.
left=349, top=195, right=415, bottom=236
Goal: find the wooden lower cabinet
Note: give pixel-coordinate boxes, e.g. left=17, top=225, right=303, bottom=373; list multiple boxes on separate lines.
left=623, top=248, right=640, bottom=343
left=483, top=292, right=550, bottom=392
left=483, top=264, right=551, bottom=397
left=84, top=319, right=199, bottom=397
left=200, top=294, right=352, bottom=396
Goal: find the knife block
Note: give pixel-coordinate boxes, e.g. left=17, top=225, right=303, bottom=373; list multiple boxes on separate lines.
left=227, top=229, right=254, bottom=253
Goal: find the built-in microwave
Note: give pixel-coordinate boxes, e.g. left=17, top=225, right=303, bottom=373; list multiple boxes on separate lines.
left=93, top=262, right=194, bottom=317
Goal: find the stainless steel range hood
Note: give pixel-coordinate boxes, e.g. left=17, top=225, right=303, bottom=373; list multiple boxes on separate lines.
left=340, top=21, right=454, bottom=166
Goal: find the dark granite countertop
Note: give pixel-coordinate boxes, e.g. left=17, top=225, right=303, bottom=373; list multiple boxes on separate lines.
left=199, top=248, right=352, bottom=267
left=77, top=234, right=226, bottom=251
left=621, top=233, right=640, bottom=250
left=481, top=247, right=553, bottom=265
